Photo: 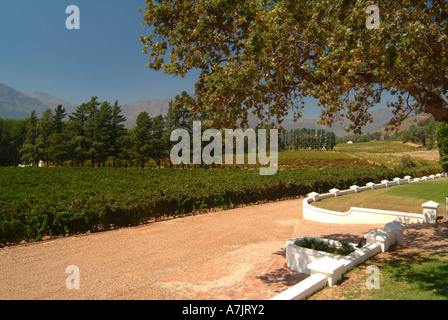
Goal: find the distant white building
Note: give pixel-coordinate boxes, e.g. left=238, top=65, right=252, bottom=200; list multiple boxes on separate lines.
left=347, top=141, right=354, bottom=144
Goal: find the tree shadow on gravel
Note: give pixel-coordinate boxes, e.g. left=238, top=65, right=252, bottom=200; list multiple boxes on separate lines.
left=272, top=248, right=286, bottom=257
left=255, top=266, right=308, bottom=287
left=255, top=248, right=308, bottom=287
left=403, top=222, right=448, bottom=249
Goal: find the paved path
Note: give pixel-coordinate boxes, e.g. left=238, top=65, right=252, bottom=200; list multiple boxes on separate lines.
left=0, top=198, right=392, bottom=300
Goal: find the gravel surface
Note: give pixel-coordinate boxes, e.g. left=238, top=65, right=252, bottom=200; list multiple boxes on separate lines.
left=0, top=198, right=384, bottom=300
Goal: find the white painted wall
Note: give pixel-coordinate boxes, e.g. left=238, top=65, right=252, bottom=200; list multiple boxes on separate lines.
left=302, top=174, right=446, bottom=224
left=272, top=221, right=405, bottom=300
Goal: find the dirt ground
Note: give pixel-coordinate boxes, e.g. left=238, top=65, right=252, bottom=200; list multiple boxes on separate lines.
left=0, top=197, right=446, bottom=300
left=381, top=149, right=440, bottom=161
left=402, top=150, right=440, bottom=161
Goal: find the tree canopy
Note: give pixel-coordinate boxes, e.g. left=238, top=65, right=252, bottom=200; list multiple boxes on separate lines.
left=139, top=0, right=448, bottom=133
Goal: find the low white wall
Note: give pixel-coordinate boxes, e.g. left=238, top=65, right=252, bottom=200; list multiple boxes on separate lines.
left=303, top=199, right=428, bottom=224
left=286, top=237, right=381, bottom=275
left=303, top=173, right=447, bottom=225
left=270, top=273, right=328, bottom=300
left=271, top=221, right=405, bottom=300
left=273, top=238, right=383, bottom=301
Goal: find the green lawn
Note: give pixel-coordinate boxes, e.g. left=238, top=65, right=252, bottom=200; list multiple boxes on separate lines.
left=309, top=176, right=448, bottom=300
left=313, top=178, right=448, bottom=217
left=368, top=250, right=448, bottom=300
left=311, top=249, right=448, bottom=300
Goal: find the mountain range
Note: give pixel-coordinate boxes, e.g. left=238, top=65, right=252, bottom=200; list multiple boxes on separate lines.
left=0, top=82, right=396, bottom=136
left=0, top=83, right=49, bottom=119
left=0, top=82, right=173, bottom=128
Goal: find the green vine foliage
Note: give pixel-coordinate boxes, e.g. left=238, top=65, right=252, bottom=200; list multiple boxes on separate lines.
left=0, top=164, right=440, bottom=246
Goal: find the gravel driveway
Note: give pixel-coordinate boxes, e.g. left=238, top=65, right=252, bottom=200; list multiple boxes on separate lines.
left=0, top=198, right=383, bottom=300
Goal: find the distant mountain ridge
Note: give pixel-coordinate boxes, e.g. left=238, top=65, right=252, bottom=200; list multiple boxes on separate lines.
left=0, top=83, right=48, bottom=119
left=247, top=107, right=395, bottom=137
left=0, top=82, right=395, bottom=136
left=0, top=82, right=173, bottom=128
left=121, top=98, right=173, bottom=128
left=26, top=90, right=79, bottom=116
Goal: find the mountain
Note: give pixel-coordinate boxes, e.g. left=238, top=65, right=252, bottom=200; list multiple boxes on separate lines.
left=0, top=83, right=49, bottom=119
left=0, top=82, right=396, bottom=136
left=0, top=82, right=173, bottom=126
left=370, top=112, right=433, bottom=135
left=25, top=90, right=173, bottom=127
left=249, top=108, right=395, bottom=137
left=26, top=90, right=79, bottom=116
left=121, top=98, right=173, bottom=128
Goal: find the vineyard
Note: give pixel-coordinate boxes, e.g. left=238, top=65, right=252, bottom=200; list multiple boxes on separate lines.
left=0, top=162, right=441, bottom=246
left=335, top=141, right=420, bottom=153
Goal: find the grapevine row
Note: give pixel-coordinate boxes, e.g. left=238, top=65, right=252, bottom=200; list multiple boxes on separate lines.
left=0, top=165, right=440, bottom=245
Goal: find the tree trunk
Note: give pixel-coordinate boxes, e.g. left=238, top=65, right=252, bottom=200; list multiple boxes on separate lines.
left=406, top=84, right=448, bottom=123
left=356, top=72, right=448, bottom=124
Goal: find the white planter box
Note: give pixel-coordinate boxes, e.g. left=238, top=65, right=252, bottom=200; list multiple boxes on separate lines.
left=278, top=223, right=402, bottom=300
left=286, top=237, right=356, bottom=275
left=286, top=237, right=382, bottom=275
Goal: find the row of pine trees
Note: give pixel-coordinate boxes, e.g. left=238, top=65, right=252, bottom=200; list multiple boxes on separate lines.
left=0, top=91, right=338, bottom=168
left=15, top=93, right=197, bottom=168
left=279, top=129, right=337, bottom=151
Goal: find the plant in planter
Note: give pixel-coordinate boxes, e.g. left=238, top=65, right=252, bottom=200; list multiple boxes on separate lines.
left=294, top=237, right=355, bottom=256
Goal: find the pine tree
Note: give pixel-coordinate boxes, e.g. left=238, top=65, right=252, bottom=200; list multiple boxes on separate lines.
left=39, top=109, right=54, bottom=167
left=0, top=118, right=27, bottom=166
left=84, top=97, right=100, bottom=167
left=149, top=114, right=166, bottom=168
left=94, top=101, right=113, bottom=167
left=325, top=132, right=337, bottom=151
left=133, top=111, right=152, bottom=168
left=20, top=110, right=43, bottom=165
left=110, top=100, right=127, bottom=167
left=49, top=105, right=68, bottom=166
left=68, top=103, right=89, bottom=166
left=165, top=91, right=193, bottom=131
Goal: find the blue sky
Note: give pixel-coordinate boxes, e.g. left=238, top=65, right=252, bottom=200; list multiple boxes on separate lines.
left=0, top=1, right=200, bottom=106
left=0, top=1, right=393, bottom=120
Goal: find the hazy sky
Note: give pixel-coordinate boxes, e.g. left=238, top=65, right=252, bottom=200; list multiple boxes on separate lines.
left=0, top=1, right=201, bottom=105
left=0, top=1, right=392, bottom=119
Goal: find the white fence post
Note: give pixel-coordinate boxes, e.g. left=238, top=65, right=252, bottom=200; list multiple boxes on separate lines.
left=329, top=188, right=340, bottom=196
left=422, top=201, right=440, bottom=224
